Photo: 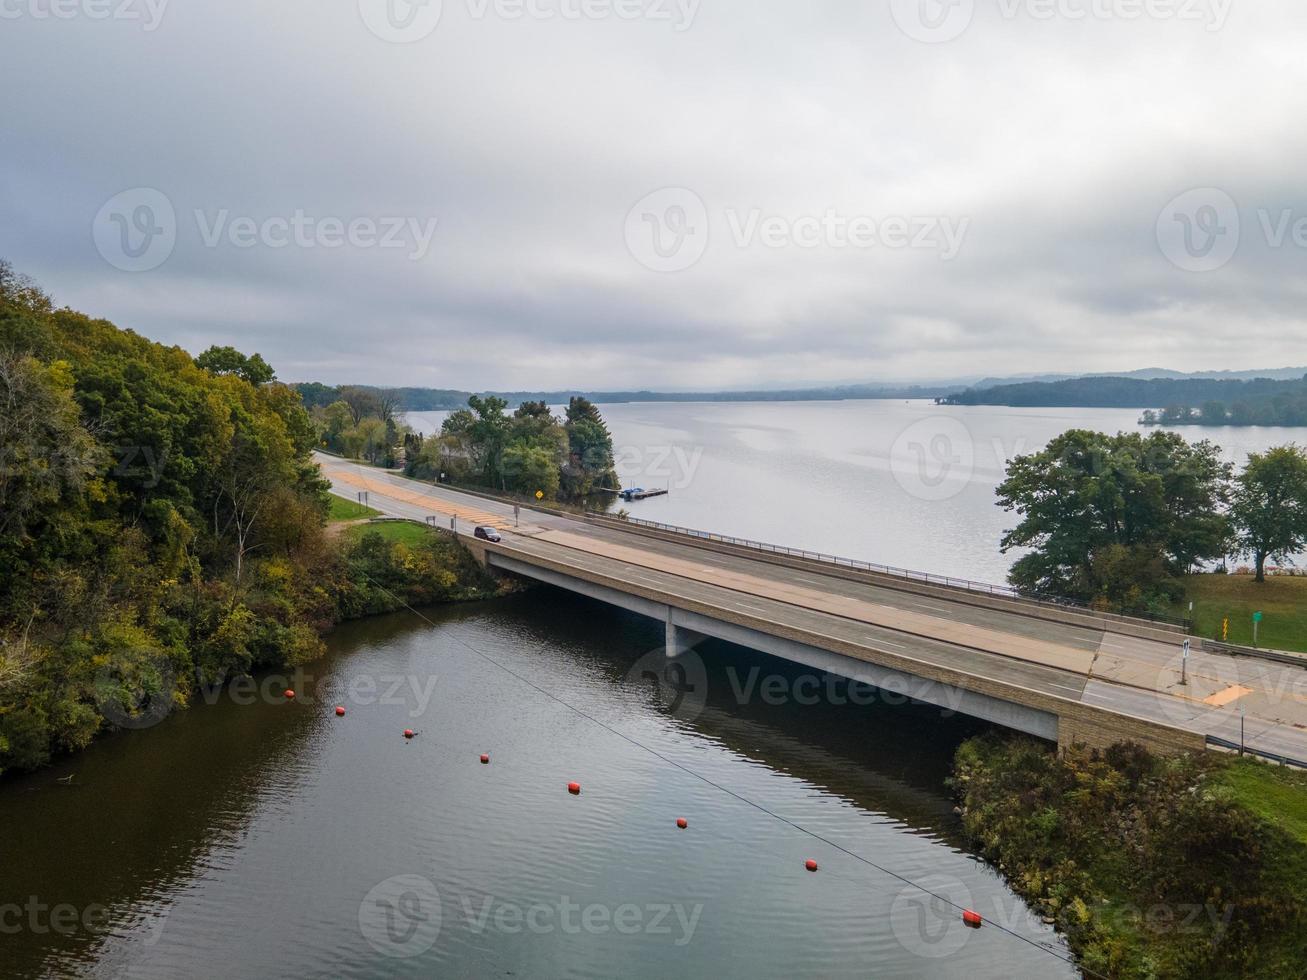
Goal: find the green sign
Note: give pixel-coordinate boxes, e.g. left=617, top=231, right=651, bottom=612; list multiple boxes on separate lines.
left=1253, top=611, right=1263, bottom=623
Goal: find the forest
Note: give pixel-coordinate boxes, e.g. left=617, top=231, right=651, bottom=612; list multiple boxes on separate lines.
left=0, top=261, right=491, bottom=777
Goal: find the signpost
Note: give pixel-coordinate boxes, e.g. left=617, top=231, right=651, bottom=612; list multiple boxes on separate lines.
left=1181, top=638, right=1190, bottom=685
left=1253, top=611, right=1263, bottom=648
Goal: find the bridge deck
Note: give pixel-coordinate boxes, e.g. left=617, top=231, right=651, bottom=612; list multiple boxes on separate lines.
left=318, top=455, right=1307, bottom=763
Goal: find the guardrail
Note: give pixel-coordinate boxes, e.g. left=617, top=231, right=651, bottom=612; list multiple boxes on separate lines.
left=596, top=515, right=1190, bottom=630
left=321, top=459, right=1188, bottom=630
left=1206, top=734, right=1307, bottom=770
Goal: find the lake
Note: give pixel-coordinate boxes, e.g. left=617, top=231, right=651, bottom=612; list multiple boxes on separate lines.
left=409, top=401, right=1306, bottom=584
left=0, top=594, right=1074, bottom=978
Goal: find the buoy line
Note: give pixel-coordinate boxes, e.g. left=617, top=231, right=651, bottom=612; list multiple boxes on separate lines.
left=355, top=568, right=1101, bottom=979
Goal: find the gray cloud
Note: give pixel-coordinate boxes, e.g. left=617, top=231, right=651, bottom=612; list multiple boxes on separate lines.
left=2, top=0, right=1305, bottom=389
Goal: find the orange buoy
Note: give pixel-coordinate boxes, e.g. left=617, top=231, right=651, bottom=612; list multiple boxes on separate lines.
left=567, top=781, right=581, bottom=795
left=480, top=754, right=490, bottom=764
left=335, top=706, right=346, bottom=716
left=805, top=859, right=819, bottom=873
left=962, top=909, right=983, bottom=928
left=284, top=689, right=296, bottom=700
left=404, top=729, right=415, bottom=739
left=676, top=817, right=688, bottom=830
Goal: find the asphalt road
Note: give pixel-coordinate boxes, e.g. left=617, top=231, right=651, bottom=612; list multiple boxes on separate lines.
left=318, top=454, right=1307, bottom=763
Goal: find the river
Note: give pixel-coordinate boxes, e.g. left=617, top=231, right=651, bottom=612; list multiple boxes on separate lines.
left=9, top=400, right=1298, bottom=978
left=0, top=593, right=1075, bottom=978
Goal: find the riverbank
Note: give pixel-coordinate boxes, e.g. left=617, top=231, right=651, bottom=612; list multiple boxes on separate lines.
left=951, top=735, right=1307, bottom=978
left=1178, top=574, right=1307, bottom=654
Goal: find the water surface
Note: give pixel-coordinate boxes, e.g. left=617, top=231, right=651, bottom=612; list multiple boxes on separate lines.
left=0, top=593, right=1074, bottom=978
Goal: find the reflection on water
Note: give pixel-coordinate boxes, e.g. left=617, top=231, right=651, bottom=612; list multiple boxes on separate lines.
left=0, top=591, right=1076, bottom=979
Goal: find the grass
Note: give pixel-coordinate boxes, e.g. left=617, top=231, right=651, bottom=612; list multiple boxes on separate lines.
left=1213, top=755, right=1307, bottom=846
left=342, top=521, right=433, bottom=547
left=328, top=495, right=382, bottom=522
left=1178, top=573, right=1307, bottom=653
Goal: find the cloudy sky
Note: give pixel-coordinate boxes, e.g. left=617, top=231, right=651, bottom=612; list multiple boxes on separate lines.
left=2, top=0, right=1305, bottom=389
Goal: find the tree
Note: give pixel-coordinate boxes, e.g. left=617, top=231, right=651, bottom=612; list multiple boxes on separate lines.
left=1200, top=401, right=1228, bottom=425
left=997, top=430, right=1232, bottom=611
left=357, top=417, right=387, bottom=465
left=339, top=385, right=382, bottom=425
left=1231, top=445, right=1307, bottom=582
left=561, top=397, right=619, bottom=500
left=320, top=400, right=354, bottom=447
left=195, top=345, right=275, bottom=385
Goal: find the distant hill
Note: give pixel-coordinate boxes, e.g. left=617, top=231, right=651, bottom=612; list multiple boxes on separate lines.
left=968, top=367, right=1307, bottom=389
left=942, top=374, right=1307, bottom=426
left=292, top=381, right=968, bottom=411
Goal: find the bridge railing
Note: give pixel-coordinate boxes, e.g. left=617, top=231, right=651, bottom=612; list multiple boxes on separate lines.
left=599, top=514, right=1190, bottom=629
left=1206, top=734, right=1307, bottom=770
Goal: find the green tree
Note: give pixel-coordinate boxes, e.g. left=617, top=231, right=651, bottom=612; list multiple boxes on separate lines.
left=997, top=430, right=1232, bottom=611
left=195, top=345, right=276, bottom=385
left=1200, top=400, right=1228, bottom=425
left=1231, top=445, right=1307, bottom=582
left=561, top=397, right=619, bottom=500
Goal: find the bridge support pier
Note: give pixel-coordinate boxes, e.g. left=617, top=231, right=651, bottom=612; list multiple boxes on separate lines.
left=666, top=608, right=706, bottom=658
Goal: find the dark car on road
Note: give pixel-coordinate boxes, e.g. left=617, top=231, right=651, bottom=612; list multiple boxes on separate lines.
left=474, top=526, right=502, bottom=542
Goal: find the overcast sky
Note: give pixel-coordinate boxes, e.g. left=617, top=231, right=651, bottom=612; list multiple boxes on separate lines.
left=2, top=0, right=1305, bottom=390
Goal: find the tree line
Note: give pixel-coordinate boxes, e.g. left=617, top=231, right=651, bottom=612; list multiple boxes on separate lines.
left=405, top=395, right=621, bottom=503
left=0, top=261, right=491, bottom=776
left=997, top=429, right=1307, bottom=614
left=945, top=374, right=1307, bottom=426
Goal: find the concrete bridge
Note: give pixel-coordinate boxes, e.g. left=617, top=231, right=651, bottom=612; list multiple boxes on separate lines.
left=318, top=454, right=1307, bottom=762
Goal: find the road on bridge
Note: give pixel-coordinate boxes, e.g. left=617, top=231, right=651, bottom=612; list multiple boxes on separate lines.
left=317, top=454, right=1307, bottom=764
